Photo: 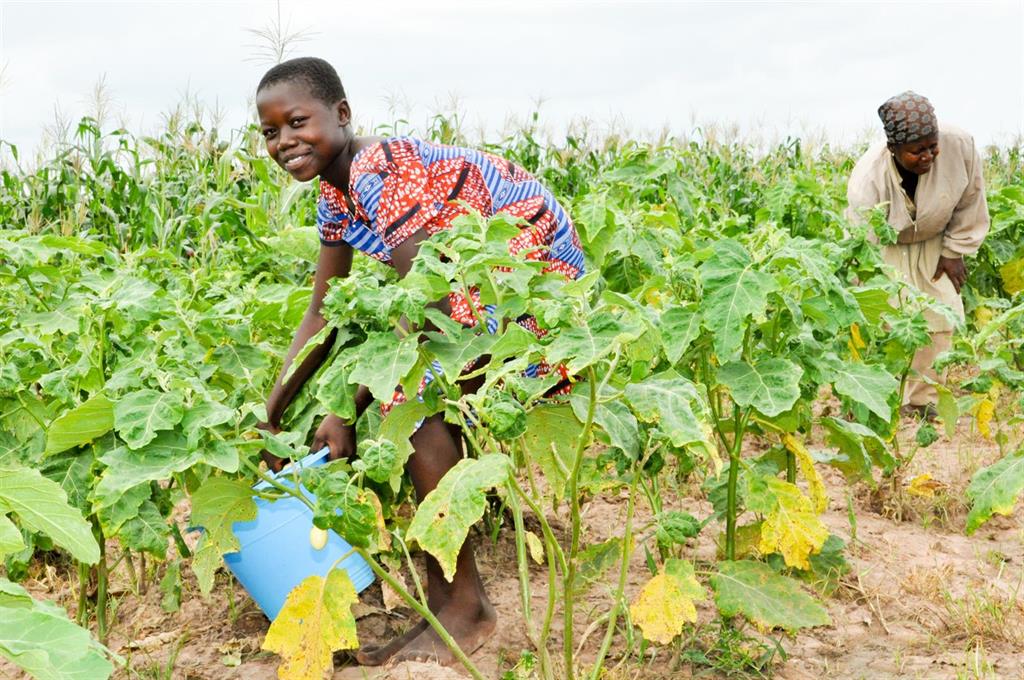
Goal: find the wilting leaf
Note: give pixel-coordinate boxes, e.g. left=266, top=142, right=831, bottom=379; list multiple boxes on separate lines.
left=965, top=451, right=1024, bottom=534
left=758, top=478, right=829, bottom=570
left=521, top=405, right=584, bottom=502
left=711, top=560, right=830, bottom=631
left=262, top=569, right=359, bottom=680
left=975, top=398, right=995, bottom=439
left=630, top=565, right=702, bottom=644
left=907, top=473, right=946, bottom=498
left=406, top=455, right=510, bottom=581
left=783, top=434, right=827, bottom=514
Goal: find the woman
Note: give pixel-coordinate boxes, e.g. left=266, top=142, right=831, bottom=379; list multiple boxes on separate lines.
left=847, top=91, right=989, bottom=417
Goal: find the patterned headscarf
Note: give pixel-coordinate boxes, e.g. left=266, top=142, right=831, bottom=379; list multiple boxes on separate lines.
left=878, top=91, right=937, bottom=146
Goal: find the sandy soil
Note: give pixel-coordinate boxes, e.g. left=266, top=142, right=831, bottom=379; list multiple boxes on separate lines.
left=2, top=413, right=1022, bottom=680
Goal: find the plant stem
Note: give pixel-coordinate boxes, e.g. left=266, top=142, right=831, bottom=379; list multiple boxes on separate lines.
left=95, top=526, right=109, bottom=644
left=76, top=562, right=90, bottom=627
left=588, top=462, right=639, bottom=680
left=240, top=457, right=317, bottom=513
left=562, top=368, right=598, bottom=680
left=355, top=547, right=488, bottom=680
left=725, top=406, right=749, bottom=561
left=506, top=485, right=547, bottom=671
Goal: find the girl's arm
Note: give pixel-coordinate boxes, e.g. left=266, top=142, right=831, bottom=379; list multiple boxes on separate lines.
left=264, top=242, right=366, bottom=428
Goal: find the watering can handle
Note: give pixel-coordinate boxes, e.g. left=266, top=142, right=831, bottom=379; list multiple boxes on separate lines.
left=271, top=446, right=331, bottom=479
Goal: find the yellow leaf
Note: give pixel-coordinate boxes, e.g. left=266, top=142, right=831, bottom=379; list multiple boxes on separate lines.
left=848, top=323, right=865, bottom=361
left=380, top=564, right=409, bottom=612
left=629, top=576, right=695, bottom=644
left=759, top=478, right=829, bottom=571
left=974, top=306, right=994, bottom=326
left=975, top=398, right=995, bottom=439
left=906, top=473, right=946, bottom=498
left=999, top=257, right=1024, bottom=295
left=717, top=522, right=762, bottom=560
left=262, top=570, right=359, bottom=680
left=783, top=434, right=828, bottom=514
left=849, top=323, right=866, bottom=349
left=525, top=530, right=545, bottom=565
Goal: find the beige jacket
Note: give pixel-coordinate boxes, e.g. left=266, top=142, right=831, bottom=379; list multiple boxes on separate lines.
left=846, top=125, right=989, bottom=331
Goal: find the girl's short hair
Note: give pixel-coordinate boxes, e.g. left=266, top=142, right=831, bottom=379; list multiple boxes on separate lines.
left=257, top=57, right=346, bottom=106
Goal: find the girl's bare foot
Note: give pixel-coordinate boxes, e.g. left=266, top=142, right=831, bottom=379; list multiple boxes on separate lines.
left=388, top=597, right=496, bottom=665
left=354, top=620, right=430, bottom=666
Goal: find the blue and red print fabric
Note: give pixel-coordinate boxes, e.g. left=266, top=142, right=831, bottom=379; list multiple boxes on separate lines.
left=315, top=137, right=585, bottom=408
left=316, top=136, right=585, bottom=281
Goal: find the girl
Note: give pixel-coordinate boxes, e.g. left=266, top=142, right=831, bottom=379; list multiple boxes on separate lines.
left=255, top=57, right=583, bottom=666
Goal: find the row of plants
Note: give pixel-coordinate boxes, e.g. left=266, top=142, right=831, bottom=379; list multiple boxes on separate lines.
left=1, top=114, right=1021, bottom=679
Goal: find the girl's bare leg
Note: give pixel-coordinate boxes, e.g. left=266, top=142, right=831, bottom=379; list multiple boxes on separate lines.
left=357, top=415, right=495, bottom=666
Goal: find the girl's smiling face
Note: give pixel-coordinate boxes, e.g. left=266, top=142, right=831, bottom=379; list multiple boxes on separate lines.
left=256, top=80, right=350, bottom=183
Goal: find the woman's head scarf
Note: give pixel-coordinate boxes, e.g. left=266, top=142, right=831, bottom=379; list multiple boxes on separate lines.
left=878, top=91, right=937, bottom=146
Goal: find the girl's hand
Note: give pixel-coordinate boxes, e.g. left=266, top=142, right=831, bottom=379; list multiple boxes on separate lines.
left=311, top=414, right=357, bottom=462
left=933, top=255, right=967, bottom=293
left=255, top=421, right=288, bottom=472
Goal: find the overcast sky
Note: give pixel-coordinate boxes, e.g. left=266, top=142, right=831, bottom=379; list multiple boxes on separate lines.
left=0, top=0, right=1022, bottom=160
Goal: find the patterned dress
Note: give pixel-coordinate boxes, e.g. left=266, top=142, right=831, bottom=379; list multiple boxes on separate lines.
left=316, top=136, right=585, bottom=411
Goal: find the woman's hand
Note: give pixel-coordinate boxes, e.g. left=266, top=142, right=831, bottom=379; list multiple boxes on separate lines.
left=255, top=421, right=288, bottom=472
left=311, top=414, right=357, bottom=462
left=933, top=255, right=967, bottom=293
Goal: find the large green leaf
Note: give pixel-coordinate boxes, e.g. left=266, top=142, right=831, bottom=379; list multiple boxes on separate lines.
left=93, top=432, right=199, bottom=508
left=190, top=477, right=257, bottom=595
left=96, top=484, right=149, bottom=537
left=377, top=400, right=432, bottom=490
left=711, top=560, right=830, bottom=631
left=424, top=331, right=497, bottom=381
left=44, top=394, right=114, bottom=457
left=521, top=405, right=585, bottom=502
left=0, top=467, right=99, bottom=565
left=832, top=363, right=897, bottom=420
left=0, top=514, right=25, bottom=558
left=347, top=333, right=419, bottom=402
left=113, top=389, right=185, bottom=450
left=406, top=454, right=511, bottom=581
left=625, top=373, right=710, bottom=449
left=719, top=359, right=803, bottom=417
left=545, top=311, right=643, bottom=374
left=699, top=240, right=778, bottom=360
left=819, top=417, right=895, bottom=479
left=0, top=579, right=113, bottom=680
left=658, top=303, right=701, bottom=364
left=315, top=359, right=358, bottom=423
left=118, top=501, right=169, bottom=558
left=965, top=451, right=1024, bottom=534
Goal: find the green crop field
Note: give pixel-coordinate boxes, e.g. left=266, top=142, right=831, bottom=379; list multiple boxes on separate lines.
left=1, top=110, right=1022, bottom=680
